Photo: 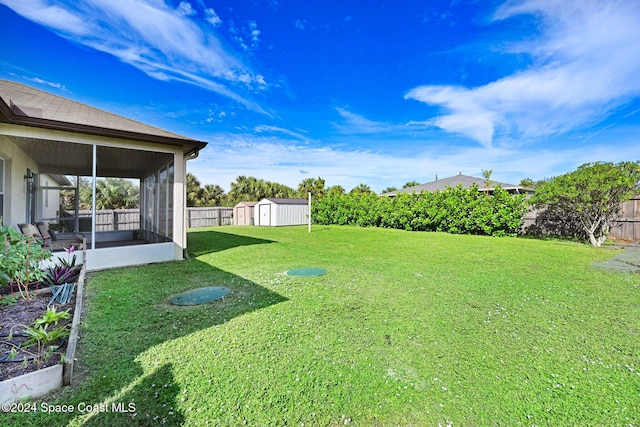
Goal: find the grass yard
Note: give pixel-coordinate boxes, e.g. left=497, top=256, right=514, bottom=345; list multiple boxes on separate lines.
left=6, top=225, right=639, bottom=426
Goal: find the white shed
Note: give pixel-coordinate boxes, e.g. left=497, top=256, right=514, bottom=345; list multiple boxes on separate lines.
left=233, top=201, right=257, bottom=225
left=256, top=198, right=309, bottom=226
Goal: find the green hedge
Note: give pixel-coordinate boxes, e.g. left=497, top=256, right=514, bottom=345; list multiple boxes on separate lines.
left=312, top=185, right=528, bottom=236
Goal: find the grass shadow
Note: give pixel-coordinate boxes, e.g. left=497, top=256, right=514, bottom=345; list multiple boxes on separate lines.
left=187, top=228, right=275, bottom=257
left=76, top=363, right=184, bottom=426
left=3, top=247, right=287, bottom=426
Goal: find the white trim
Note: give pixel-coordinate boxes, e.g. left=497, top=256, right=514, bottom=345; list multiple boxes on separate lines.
left=85, top=242, right=178, bottom=271
left=0, top=155, right=4, bottom=195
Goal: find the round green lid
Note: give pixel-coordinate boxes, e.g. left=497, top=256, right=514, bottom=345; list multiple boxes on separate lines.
left=171, top=286, right=230, bottom=306
left=286, top=267, right=327, bottom=277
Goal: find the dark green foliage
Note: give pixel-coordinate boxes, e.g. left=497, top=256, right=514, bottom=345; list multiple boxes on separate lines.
left=530, top=161, right=640, bottom=246
left=312, top=184, right=528, bottom=236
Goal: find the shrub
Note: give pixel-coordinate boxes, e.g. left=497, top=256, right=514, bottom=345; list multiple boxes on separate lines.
left=312, top=185, right=528, bottom=237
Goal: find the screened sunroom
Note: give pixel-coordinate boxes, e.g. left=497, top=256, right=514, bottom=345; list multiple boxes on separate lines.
left=0, top=79, right=207, bottom=271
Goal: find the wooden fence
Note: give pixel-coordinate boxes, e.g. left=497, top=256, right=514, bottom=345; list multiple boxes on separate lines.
left=63, top=207, right=233, bottom=231
left=608, top=196, right=640, bottom=242
left=522, top=196, right=640, bottom=242
left=186, top=207, right=233, bottom=228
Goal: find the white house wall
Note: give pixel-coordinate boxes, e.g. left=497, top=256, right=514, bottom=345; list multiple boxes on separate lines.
left=39, top=175, right=62, bottom=222
left=0, top=135, right=39, bottom=228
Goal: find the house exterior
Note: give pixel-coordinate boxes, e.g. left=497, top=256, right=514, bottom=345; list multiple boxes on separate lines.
left=382, top=173, right=533, bottom=196
left=233, top=201, right=257, bottom=226
left=0, top=79, right=207, bottom=271
left=255, top=198, right=309, bottom=226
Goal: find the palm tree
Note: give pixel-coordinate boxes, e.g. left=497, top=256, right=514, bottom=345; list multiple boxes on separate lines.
left=229, top=176, right=255, bottom=202
left=403, top=181, right=420, bottom=188
left=327, top=185, right=346, bottom=195
left=187, top=173, right=204, bottom=207
left=201, top=184, right=226, bottom=207
left=297, top=177, right=326, bottom=198
left=350, top=183, right=372, bottom=195
left=95, top=178, right=139, bottom=209
left=482, top=169, right=493, bottom=189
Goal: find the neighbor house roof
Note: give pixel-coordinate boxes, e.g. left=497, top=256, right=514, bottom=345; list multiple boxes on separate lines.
left=0, top=79, right=207, bottom=154
left=383, top=173, right=532, bottom=196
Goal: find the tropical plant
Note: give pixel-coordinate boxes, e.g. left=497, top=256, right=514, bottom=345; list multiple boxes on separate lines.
left=297, top=177, right=326, bottom=198
left=229, top=176, right=295, bottom=203
left=5, top=306, right=71, bottom=369
left=350, top=183, right=373, bottom=195
left=403, top=181, right=420, bottom=188
left=327, top=185, right=346, bottom=195
left=482, top=169, right=493, bottom=188
left=0, top=226, right=52, bottom=300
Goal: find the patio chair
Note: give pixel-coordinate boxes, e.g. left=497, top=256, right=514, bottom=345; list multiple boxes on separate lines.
left=17, top=223, right=82, bottom=251
left=35, top=221, right=85, bottom=249
left=17, top=223, right=53, bottom=248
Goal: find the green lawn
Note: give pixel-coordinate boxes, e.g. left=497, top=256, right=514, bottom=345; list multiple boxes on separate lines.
left=7, top=226, right=640, bottom=426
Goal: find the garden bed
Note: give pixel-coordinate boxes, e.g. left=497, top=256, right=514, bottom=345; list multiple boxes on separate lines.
left=0, top=291, right=74, bottom=382
left=0, top=248, right=86, bottom=403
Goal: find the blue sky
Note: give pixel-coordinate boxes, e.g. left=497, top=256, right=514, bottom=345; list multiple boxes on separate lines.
left=1, top=0, right=640, bottom=192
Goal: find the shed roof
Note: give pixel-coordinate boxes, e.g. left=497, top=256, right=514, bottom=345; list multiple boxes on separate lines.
left=0, top=79, right=207, bottom=154
left=383, top=174, right=530, bottom=196
left=259, top=198, right=308, bottom=205
left=234, top=201, right=258, bottom=207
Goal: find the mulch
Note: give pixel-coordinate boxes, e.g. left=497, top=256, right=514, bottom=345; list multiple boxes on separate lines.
left=0, top=290, right=75, bottom=382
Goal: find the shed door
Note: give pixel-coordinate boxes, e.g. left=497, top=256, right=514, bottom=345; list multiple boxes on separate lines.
left=237, top=207, right=246, bottom=225
left=259, top=204, right=271, bottom=226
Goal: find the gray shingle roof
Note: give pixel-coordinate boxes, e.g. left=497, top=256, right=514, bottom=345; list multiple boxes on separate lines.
left=383, top=174, right=526, bottom=196
left=261, top=198, right=308, bottom=204
left=0, top=79, right=206, bottom=152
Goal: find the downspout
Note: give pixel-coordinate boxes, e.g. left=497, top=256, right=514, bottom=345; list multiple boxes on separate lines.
left=183, top=149, right=200, bottom=259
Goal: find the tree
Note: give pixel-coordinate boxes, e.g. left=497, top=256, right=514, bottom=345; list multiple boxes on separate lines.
left=381, top=186, right=398, bottom=194
left=94, top=178, right=139, bottom=209
left=228, top=175, right=295, bottom=203
left=350, top=183, right=373, bottom=195
left=482, top=169, right=493, bottom=189
left=519, top=178, right=536, bottom=188
left=531, top=161, right=640, bottom=246
left=186, top=173, right=228, bottom=206
left=186, top=173, right=204, bottom=207
left=403, top=181, right=420, bottom=188
left=297, top=177, right=326, bottom=198
left=201, top=184, right=226, bottom=207
left=327, top=185, right=345, bottom=195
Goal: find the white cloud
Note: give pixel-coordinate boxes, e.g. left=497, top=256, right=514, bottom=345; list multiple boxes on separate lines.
left=406, top=0, right=640, bottom=146
left=253, top=125, right=309, bottom=141
left=0, top=0, right=266, bottom=111
left=205, top=8, right=222, bottom=27
left=187, top=129, right=640, bottom=193
left=334, top=107, right=402, bottom=134
left=295, top=19, right=306, bottom=30
left=24, top=76, right=68, bottom=91
left=177, top=1, right=195, bottom=16
left=0, top=0, right=91, bottom=35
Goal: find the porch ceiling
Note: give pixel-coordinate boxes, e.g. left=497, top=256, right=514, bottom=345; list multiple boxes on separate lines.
left=8, top=136, right=173, bottom=178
